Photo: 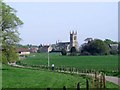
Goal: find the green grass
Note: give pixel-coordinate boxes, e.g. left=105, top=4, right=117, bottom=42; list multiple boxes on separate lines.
left=2, top=65, right=86, bottom=88
left=19, top=53, right=118, bottom=72
left=2, top=64, right=119, bottom=88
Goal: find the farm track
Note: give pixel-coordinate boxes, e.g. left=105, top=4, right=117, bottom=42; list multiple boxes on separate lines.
left=9, top=63, right=120, bottom=86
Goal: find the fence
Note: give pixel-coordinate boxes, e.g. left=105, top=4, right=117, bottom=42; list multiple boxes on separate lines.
left=47, top=78, right=106, bottom=90
left=16, top=62, right=106, bottom=89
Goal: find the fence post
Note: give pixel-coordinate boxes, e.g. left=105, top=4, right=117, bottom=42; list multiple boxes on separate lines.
left=94, top=72, right=97, bottom=88
left=47, top=88, right=50, bottom=90
left=63, top=86, right=66, bottom=90
left=100, top=72, right=103, bottom=88
left=103, top=73, right=106, bottom=89
left=92, top=77, right=94, bottom=89
left=77, top=82, right=80, bottom=90
left=60, top=67, right=61, bottom=72
left=86, top=79, right=89, bottom=90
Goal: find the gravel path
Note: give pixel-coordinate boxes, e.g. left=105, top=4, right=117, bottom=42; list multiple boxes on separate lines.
left=105, top=76, right=120, bottom=86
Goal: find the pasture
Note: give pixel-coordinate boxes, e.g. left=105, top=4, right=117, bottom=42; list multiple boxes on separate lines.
left=19, top=53, right=118, bottom=73
left=2, top=64, right=119, bottom=88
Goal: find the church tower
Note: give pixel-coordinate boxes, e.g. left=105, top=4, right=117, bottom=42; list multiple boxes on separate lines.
left=70, top=31, right=78, bottom=51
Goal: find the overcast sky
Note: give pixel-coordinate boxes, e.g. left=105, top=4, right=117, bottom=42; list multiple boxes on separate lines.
left=6, top=2, right=118, bottom=46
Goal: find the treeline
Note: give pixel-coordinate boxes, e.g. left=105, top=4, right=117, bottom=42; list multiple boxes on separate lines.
left=61, top=38, right=119, bottom=56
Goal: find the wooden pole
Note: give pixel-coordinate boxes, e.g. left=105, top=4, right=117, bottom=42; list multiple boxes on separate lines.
left=103, top=73, right=106, bottom=89
left=48, top=52, right=50, bottom=67
left=86, top=79, right=89, bottom=90
left=63, top=86, right=66, bottom=90
left=92, top=77, right=94, bottom=89
left=77, top=82, right=80, bottom=90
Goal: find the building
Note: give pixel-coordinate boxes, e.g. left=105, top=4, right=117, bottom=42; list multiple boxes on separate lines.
left=17, top=48, right=30, bottom=56
left=38, top=31, right=79, bottom=53
left=70, top=31, right=79, bottom=51
left=52, top=42, right=70, bottom=52
left=51, top=31, right=79, bottom=52
left=30, top=47, right=38, bottom=53
left=38, top=45, right=52, bottom=53
left=109, top=44, right=118, bottom=51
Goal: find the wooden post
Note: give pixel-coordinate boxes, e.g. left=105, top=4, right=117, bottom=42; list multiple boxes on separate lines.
left=77, top=82, right=80, bottom=90
left=47, top=88, right=50, bottom=90
left=63, top=86, right=66, bottom=90
left=86, top=79, right=89, bottom=90
left=92, top=77, right=94, bottom=89
left=100, top=73, right=103, bottom=88
left=94, top=72, right=98, bottom=88
left=103, top=73, right=106, bottom=89
left=48, top=52, right=50, bottom=67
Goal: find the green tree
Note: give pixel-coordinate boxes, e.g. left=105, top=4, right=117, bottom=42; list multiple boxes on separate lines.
left=89, top=39, right=110, bottom=55
left=81, top=39, right=110, bottom=55
left=104, top=39, right=118, bottom=45
left=1, top=2, right=23, bottom=63
left=61, top=48, right=67, bottom=55
left=84, top=38, right=93, bottom=43
left=70, top=47, right=77, bottom=56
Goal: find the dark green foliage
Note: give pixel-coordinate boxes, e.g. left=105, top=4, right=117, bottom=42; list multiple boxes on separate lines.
left=81, top=39, right=110, bottom=55
left=80, top=51, right=91, bottom=56
left=61, top=48, right=67, bottom=55
left=70, top=47, right=77, bottom=56
left=104, top=39, right=118, bottom=45
left=89, top=39, right=110, bottom=55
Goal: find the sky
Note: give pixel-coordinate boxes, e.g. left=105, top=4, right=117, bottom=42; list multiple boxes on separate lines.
left=6, top=2, right=118, bottom=46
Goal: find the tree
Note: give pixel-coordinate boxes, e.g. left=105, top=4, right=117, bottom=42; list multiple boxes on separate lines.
left=70, top=47, right=77, bottom=56
left=89, top=39, right=110, bottom=55
left=61, top=48, right=67, bottom=55
left=81, top=39, right=110, bottom=55
left=104, top=39, right=118, bottom=45
left=1, top=2, right=23, bottom=63
left=84, top=38, right=93, bottom=43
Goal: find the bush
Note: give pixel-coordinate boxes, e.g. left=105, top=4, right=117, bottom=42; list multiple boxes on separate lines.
left=61, top=49, right=67, bottom=55
left=80, top=51, right=91, bottom=56
left=110, top=50, right=118, bottom=55
left=70, top=47, right=77, bottom=56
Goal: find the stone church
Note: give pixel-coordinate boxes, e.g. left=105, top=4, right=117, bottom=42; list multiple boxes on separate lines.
left=51, top=31, right=79, bottom=52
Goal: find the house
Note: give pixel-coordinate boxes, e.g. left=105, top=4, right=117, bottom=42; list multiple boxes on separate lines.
left=17, top=48, right=30, bottom=56
left=30, top=47, right=38, bottom=53
left=109, top=44, right=118, bottom=51
left=38, top=45, right=52, bottom=53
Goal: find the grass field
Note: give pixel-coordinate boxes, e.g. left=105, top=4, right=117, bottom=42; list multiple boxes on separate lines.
left=2, top=65, right=88, bottom=88
left=2, top=64, right=119, bottom=88
left=19, top=53, right=118, bottom=72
